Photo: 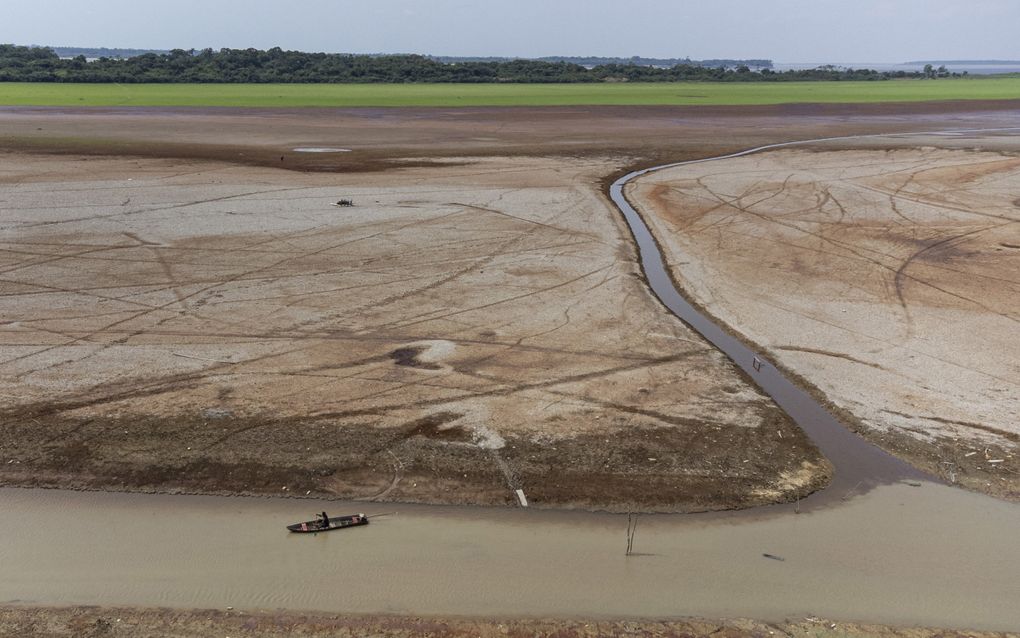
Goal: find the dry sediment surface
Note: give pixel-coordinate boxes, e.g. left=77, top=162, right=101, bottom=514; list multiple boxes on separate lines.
left=3, top=104, right=1020, bottom=509
left=632, top=138, right=1020, bottom=499
left=5, top=102, right=1020, bottom=176
left=2, top=606, right=1016, bottom=638
left=0, top=150, right=824, bottom=511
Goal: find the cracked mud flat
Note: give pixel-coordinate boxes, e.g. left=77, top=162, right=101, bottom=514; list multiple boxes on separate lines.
left=632, top=137, right=1020, bottom=499
left=4, top=607, right=1017, bottom=638
left=0, top=150, right=826, bottom=511
left=2, top=104, right=1019, bottom=511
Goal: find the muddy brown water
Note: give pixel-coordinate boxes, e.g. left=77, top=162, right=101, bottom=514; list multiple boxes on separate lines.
left=2, top=484, right=1019, bottom=630
left=2, top=127, right=1020, bottom=628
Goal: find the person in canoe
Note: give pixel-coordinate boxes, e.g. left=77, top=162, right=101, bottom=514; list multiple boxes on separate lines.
left=318, top=511, right=330, bottom=529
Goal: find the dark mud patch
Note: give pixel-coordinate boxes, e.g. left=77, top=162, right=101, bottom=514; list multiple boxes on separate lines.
left=119, top=459, right=339, bottom=494
left=46, top=441, right=92, bottom=470
left=865, top=425, right=1018, bottom=501
left=389, top=346, right=441, bottom=370
left=10, top=101, right=1020, bottom=184
left=403, top=412, right=471, bottom=443
left=0, top=405, right=831, bottom=512
left=504, top=406, right=829, bottom=512
left=0, top=135, right=460, bottom=174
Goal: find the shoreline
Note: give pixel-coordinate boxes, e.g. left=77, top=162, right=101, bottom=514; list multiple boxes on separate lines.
left=3, top=479, right=1019, bottom=630
left=2, top=605, right=1016, bottom=638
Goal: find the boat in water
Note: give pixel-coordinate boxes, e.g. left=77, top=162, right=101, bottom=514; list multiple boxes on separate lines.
left=287, top=511, right=369, bottom=534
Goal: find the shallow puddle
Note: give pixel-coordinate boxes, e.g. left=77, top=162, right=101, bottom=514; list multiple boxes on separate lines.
left=292, top=147, right=352, bottom=152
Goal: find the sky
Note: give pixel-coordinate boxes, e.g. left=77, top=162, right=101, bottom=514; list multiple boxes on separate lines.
left=3, top=0, right=1019, bottom=62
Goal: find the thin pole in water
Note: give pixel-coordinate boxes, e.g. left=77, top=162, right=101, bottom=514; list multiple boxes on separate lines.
left=626, top=513, right=639, bottom=556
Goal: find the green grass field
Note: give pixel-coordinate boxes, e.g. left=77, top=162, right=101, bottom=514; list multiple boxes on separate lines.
left=1, top=79, right=1019, bottom=107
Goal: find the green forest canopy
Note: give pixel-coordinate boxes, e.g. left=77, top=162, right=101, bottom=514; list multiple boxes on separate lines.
left=0, top=44, right=961, bottom=83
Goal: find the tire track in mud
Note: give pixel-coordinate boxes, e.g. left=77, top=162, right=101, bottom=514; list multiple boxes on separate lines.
left=2, top=204, right=462, bottom=373
left=3, top=190, right=606, bottom=389
left=3, top=185, right=312, bottom=231
left=892, top=221, right=1019, bottom=330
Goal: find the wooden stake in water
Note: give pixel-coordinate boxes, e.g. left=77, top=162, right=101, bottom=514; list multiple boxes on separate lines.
left=626, top=513, right=639, bottom=556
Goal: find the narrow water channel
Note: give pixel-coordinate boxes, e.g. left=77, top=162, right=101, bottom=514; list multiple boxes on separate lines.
left=610, top=149, right=926, bottom=508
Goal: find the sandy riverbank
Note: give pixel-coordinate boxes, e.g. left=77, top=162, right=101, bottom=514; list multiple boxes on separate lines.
left=4, top=606, right=1016, bottom=638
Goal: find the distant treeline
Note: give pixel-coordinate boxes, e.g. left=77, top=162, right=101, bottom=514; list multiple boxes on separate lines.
left=432, top=55, right=774, bottom=69
left=42, top=48, right=773, bottom=69
left=1, top=45, right=957, bottom=83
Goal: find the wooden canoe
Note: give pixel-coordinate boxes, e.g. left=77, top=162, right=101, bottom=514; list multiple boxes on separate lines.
left=287, top=513, right=369, bottom=534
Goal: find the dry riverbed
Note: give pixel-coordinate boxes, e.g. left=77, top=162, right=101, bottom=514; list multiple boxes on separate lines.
left=0, top=151, right=825, bottom=511
left=631, top=135, right=1020, bottom=499
left=2, top=105, right=1020, bottom=511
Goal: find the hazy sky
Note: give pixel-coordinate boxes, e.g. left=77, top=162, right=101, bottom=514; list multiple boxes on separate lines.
left=4, top=0, right=1019, bottom=62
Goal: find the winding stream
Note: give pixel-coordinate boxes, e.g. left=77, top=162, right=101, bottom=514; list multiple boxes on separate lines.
left=612, top=160, right=923, bottom=507
left=610, top=125, right=1020, bottom=505
left=2, top=128, right=1019, bottom=629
